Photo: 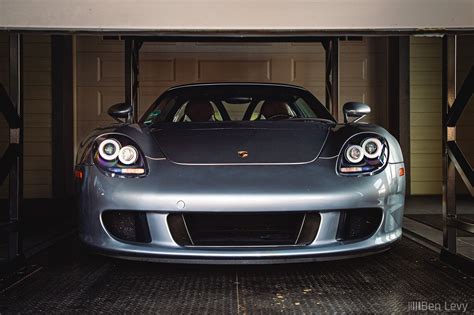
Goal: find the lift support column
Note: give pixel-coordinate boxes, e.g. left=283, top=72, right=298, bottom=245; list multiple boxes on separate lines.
left=0, top=33, right=23, bottom=269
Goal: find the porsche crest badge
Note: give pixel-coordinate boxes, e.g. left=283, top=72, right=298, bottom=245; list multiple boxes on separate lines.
left=238, top=150, right=249, bottom=158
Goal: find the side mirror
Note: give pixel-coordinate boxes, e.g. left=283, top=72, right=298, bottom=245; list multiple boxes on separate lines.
left=108, top=102, right=132, bottom=123
left=343, top=102, right=371, bottom=123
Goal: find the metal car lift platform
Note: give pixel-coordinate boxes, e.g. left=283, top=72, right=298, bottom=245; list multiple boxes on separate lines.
left=1, top=236, right=472, bottom=313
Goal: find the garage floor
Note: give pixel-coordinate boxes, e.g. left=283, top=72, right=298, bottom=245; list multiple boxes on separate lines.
left=1, top=237, right=473, bottom=313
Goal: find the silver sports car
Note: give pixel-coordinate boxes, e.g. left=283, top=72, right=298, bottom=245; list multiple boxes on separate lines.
left=76, top=83, right=405, bottom=264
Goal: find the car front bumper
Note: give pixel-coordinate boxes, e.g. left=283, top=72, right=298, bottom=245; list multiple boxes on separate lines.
left=78, top=158, right=405, bottom=264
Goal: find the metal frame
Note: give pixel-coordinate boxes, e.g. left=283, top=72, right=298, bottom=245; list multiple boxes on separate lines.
left=51, top=35, right=74, bottom=199
left=442, top=35, right=457, bottom=253
left=387, top=36, right=410, bottom=193
left=323, top=38, right=339, bottom=120
left=124, top=39, right=142, bottom=123
left=123, top=36, right=340, bottom=122
left=442, top=35, right=474, bottom=258
left=0, top=33, right=23, bottom=268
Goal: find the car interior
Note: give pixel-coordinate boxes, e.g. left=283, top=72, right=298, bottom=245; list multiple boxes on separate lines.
left=172, top=98, right=299, bottom=122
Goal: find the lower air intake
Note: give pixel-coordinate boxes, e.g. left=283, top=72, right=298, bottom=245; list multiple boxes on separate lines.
left=168, top=212, right=320, bottom=247
left=102, top=210, right=151, bottom=243
left=336, top=208, right=383, bottom=241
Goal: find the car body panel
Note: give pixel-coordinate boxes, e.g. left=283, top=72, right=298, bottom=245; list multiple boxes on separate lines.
left=149, top=121, right=330, bottom=164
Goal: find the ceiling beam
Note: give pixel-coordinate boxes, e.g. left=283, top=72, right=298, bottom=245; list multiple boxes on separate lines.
left=0, top=0, right=473, bottom=33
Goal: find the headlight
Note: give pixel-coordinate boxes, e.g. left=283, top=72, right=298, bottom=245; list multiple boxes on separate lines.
left=118, top=145, right=138, bottom=165
left=361, top=137, right=383, bottom=159
left=93, top=135, right=147, bottom=177
left=345, top=145, right=364, bottom=163
left=98, top=139, right=121, bottom=160
left=338, top=134, right=388, bottom=176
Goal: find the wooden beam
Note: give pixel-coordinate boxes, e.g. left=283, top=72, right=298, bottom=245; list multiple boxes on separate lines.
left=1, top=0, right=473, bottom=32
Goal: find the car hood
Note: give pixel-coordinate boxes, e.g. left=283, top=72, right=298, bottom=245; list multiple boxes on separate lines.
left=149, top=122, right=330, bottom=165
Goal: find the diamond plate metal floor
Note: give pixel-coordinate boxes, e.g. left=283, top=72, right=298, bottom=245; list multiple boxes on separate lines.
left=1, top=237, right=473, bottom=313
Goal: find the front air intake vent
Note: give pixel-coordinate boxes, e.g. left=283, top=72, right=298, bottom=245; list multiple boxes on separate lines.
left=168, top=212, right=321, bottom=247
left=336, top=208, right=383, bottom=242
left=102, top=210, right=151, bottom=243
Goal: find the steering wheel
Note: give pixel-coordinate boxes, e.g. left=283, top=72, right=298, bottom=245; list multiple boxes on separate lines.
left=266, top=114, right=292, bottom=120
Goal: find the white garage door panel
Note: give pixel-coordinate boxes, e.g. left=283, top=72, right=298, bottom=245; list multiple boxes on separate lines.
left=77, top=86, right=124, bottom=121
left=197, top=60, right=271, bottom=81
left=141, top=60, right=176, bottom=83
left=291, top=59, right=325, bottom=84
left=77, top=53, right=124, bottom=86
left=340, top=59, right=367, bottom=83
left=75, top=37, right=388, bottom=154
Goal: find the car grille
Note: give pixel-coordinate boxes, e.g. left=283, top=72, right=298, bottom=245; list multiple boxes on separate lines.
left=167, top=212, right=321, bottom=247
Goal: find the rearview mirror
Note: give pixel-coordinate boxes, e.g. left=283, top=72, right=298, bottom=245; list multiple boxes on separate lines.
left=108, top=102, right=132, bottom=123
left=343, top=102, right=371, bottom=123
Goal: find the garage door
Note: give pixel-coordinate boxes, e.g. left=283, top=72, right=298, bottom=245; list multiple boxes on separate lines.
left=75, top=36, right=388, bottom=156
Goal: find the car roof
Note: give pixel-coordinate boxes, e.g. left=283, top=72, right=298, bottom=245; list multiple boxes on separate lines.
left=165, top=82, right=310, bottom=92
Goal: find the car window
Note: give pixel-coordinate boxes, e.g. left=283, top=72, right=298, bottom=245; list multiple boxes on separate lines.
left=221, top=100, right=252, bottom=120
left=141, top=85, right=335, bottom=124
left=172, top=101, right=223, bottom=122
left=251, top=100, right=297, bottom=120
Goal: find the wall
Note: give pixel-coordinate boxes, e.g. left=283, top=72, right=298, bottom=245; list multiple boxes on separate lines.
left=75, top=37, right=388, bottom=145
left=0, top=33, right=52, bottom=199
left=409, top=36, right=474, bottom=195
left=409, top=37, right=442, bottom=195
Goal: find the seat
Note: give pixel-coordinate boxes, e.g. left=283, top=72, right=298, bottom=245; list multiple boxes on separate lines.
left=184, top=100, right=214, bottom=122
left=260, top=100, right=291, bottom=120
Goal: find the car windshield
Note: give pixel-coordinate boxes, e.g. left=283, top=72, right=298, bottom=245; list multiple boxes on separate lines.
left=141, top=85, right=334, bottom=125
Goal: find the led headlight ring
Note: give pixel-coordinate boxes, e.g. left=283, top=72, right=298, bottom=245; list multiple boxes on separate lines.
left=118, top=145, right=139, bottom=165
left=98, top=139, right=121, bottom=161
left=362, top=138, right=383, bottom=159
left=345, top=145, right=364, bottom=164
